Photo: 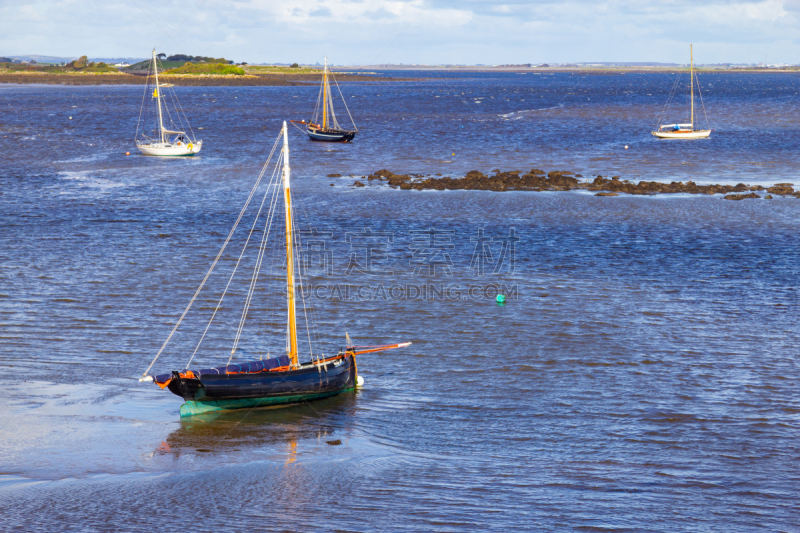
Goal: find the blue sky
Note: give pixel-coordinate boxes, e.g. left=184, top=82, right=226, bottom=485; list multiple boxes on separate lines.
left=1, top=0, right=798, bottom=64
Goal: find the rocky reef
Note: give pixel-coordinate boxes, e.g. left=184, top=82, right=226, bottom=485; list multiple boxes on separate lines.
left=351, top=169, right=798, bottom=199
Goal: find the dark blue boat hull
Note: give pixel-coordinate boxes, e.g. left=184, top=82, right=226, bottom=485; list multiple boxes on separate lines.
left=307, top=126, right=356, bottom=143
left=167, top=354, right=357, bottom=416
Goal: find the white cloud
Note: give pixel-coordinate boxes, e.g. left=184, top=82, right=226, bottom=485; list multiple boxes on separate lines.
left=0, top=0, right=797, bottom=64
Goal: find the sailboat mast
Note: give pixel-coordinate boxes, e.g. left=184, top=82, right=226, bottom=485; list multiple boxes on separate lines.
left=690, top=44, right=694, bottom=129
left=153, top=49, right=165, bottom=144
left=282, top=121, right=299, bottom=367
left=322, top=57, right=328, bottom=130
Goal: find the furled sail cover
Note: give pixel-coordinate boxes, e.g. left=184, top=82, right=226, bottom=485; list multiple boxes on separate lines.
left=153, top=355, right=291, bottom=388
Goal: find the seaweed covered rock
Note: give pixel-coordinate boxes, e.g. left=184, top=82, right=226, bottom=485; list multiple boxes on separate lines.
left=767, top=185, right=794, bottom=195
left=355, top=167, right=779, bottom=199
left=546, top=171, right=579, bottom=189
left=723, top=193, right=760, bottom=200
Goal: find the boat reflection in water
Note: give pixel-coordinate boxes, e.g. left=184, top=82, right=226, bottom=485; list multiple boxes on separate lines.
left=155, top=393, right=358, bottom=462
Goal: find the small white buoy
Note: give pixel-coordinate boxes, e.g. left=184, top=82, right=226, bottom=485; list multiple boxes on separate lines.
left=624, top=145, right=629, bottom=149
left=356, top=375, right=364, bottom=387
left=69, top=116, right=72, bottom=120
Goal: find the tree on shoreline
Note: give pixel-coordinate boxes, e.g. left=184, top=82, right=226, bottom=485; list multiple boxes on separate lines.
left=67, top=56, right=88, bottom=68
left=166, top=54, right=234, bottom=64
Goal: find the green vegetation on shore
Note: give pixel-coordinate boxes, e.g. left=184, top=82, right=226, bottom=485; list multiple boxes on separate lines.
left=165, top=62, right=246, bottom=76
left=124, top=54, right=237, bottom=73
left=0, top=55, right=119, bottom=74
left=244, top=65, right=320, bottom=75
left=124, top=60, right=183, bottom=71
left=165, top=54, right=233, bottom=64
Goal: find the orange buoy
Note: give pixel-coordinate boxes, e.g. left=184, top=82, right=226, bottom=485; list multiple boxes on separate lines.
left=125, top=152, right=130, bottom=155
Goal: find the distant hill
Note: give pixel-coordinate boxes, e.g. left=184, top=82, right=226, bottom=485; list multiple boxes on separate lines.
left=89, top=57, right=147, bottom=64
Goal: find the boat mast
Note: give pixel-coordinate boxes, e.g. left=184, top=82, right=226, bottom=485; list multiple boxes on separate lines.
left=282, top=121, right=299, bottom=367
left=690, top=44, right=694, bottom=129
left=322, top=57, right=328, bottom=130
left=153, top=49, right=165, bottom=144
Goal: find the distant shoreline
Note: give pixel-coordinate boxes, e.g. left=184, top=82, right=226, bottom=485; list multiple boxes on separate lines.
left=341, top=65, right=800, bottom=74
left=1, top=66, right=795, bottom=86
left=0, top=71, right=406, bottom=86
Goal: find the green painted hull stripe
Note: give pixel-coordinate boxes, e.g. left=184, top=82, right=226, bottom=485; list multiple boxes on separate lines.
left=179, top=388, right=354, bottom=417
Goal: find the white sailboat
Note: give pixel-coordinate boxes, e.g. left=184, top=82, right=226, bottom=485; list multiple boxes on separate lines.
left=135, top=49, right=203, bottom=156
left=653, top=45, right=711, bottom=139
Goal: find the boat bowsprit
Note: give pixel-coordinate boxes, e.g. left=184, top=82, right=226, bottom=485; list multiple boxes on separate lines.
left=140, top=123, right=410, bottom=417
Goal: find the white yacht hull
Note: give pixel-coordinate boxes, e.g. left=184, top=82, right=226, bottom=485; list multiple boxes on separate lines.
left=137, top=140, right=202, bottom=156
left=652, top=130, right=711, bottom=139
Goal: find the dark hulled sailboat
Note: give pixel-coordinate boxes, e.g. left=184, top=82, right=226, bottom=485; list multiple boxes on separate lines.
left=141, top=123, right=408, bottom=416
left=291, top=57, right=357, bottom=143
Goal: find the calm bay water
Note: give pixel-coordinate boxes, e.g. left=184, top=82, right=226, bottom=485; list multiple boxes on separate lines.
left=0, top=73, right=799, bottom=531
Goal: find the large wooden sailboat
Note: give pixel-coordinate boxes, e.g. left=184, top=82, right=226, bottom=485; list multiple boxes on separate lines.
left=135, top=49, right=203, bottom=156
left=653, top=45, right=712, bottom=139
left=291, top=57, right=357, bottom=142
left=141, top=122, right=408, bottom=416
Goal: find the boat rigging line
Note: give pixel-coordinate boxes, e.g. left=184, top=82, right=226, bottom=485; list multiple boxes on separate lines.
left=654, top=71, right=682, bottom=130
left=694, top=71, right=713, bottom=131
left=155, top=0, right=210, bottom=51
left=329, top=69, right=358, bottom=132
left=368, top=0, right=437, bottom=65
left=129, top=0, right=189, bottom=55
left=228, top=152, right=285, bottom=365
left=141, top=133, right=282, bottom=380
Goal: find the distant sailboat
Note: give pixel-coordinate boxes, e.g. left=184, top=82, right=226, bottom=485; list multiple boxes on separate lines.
left=135, top=49, right=203, bottom=156
left=140, top=122, right=409, bottom=416
left=291, top=57, right=357, bottom=142
left=653, top=45, right=712, bottom=139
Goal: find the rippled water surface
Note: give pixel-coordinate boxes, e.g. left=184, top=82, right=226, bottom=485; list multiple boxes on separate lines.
left=0, top=73, right=799, bottom=532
